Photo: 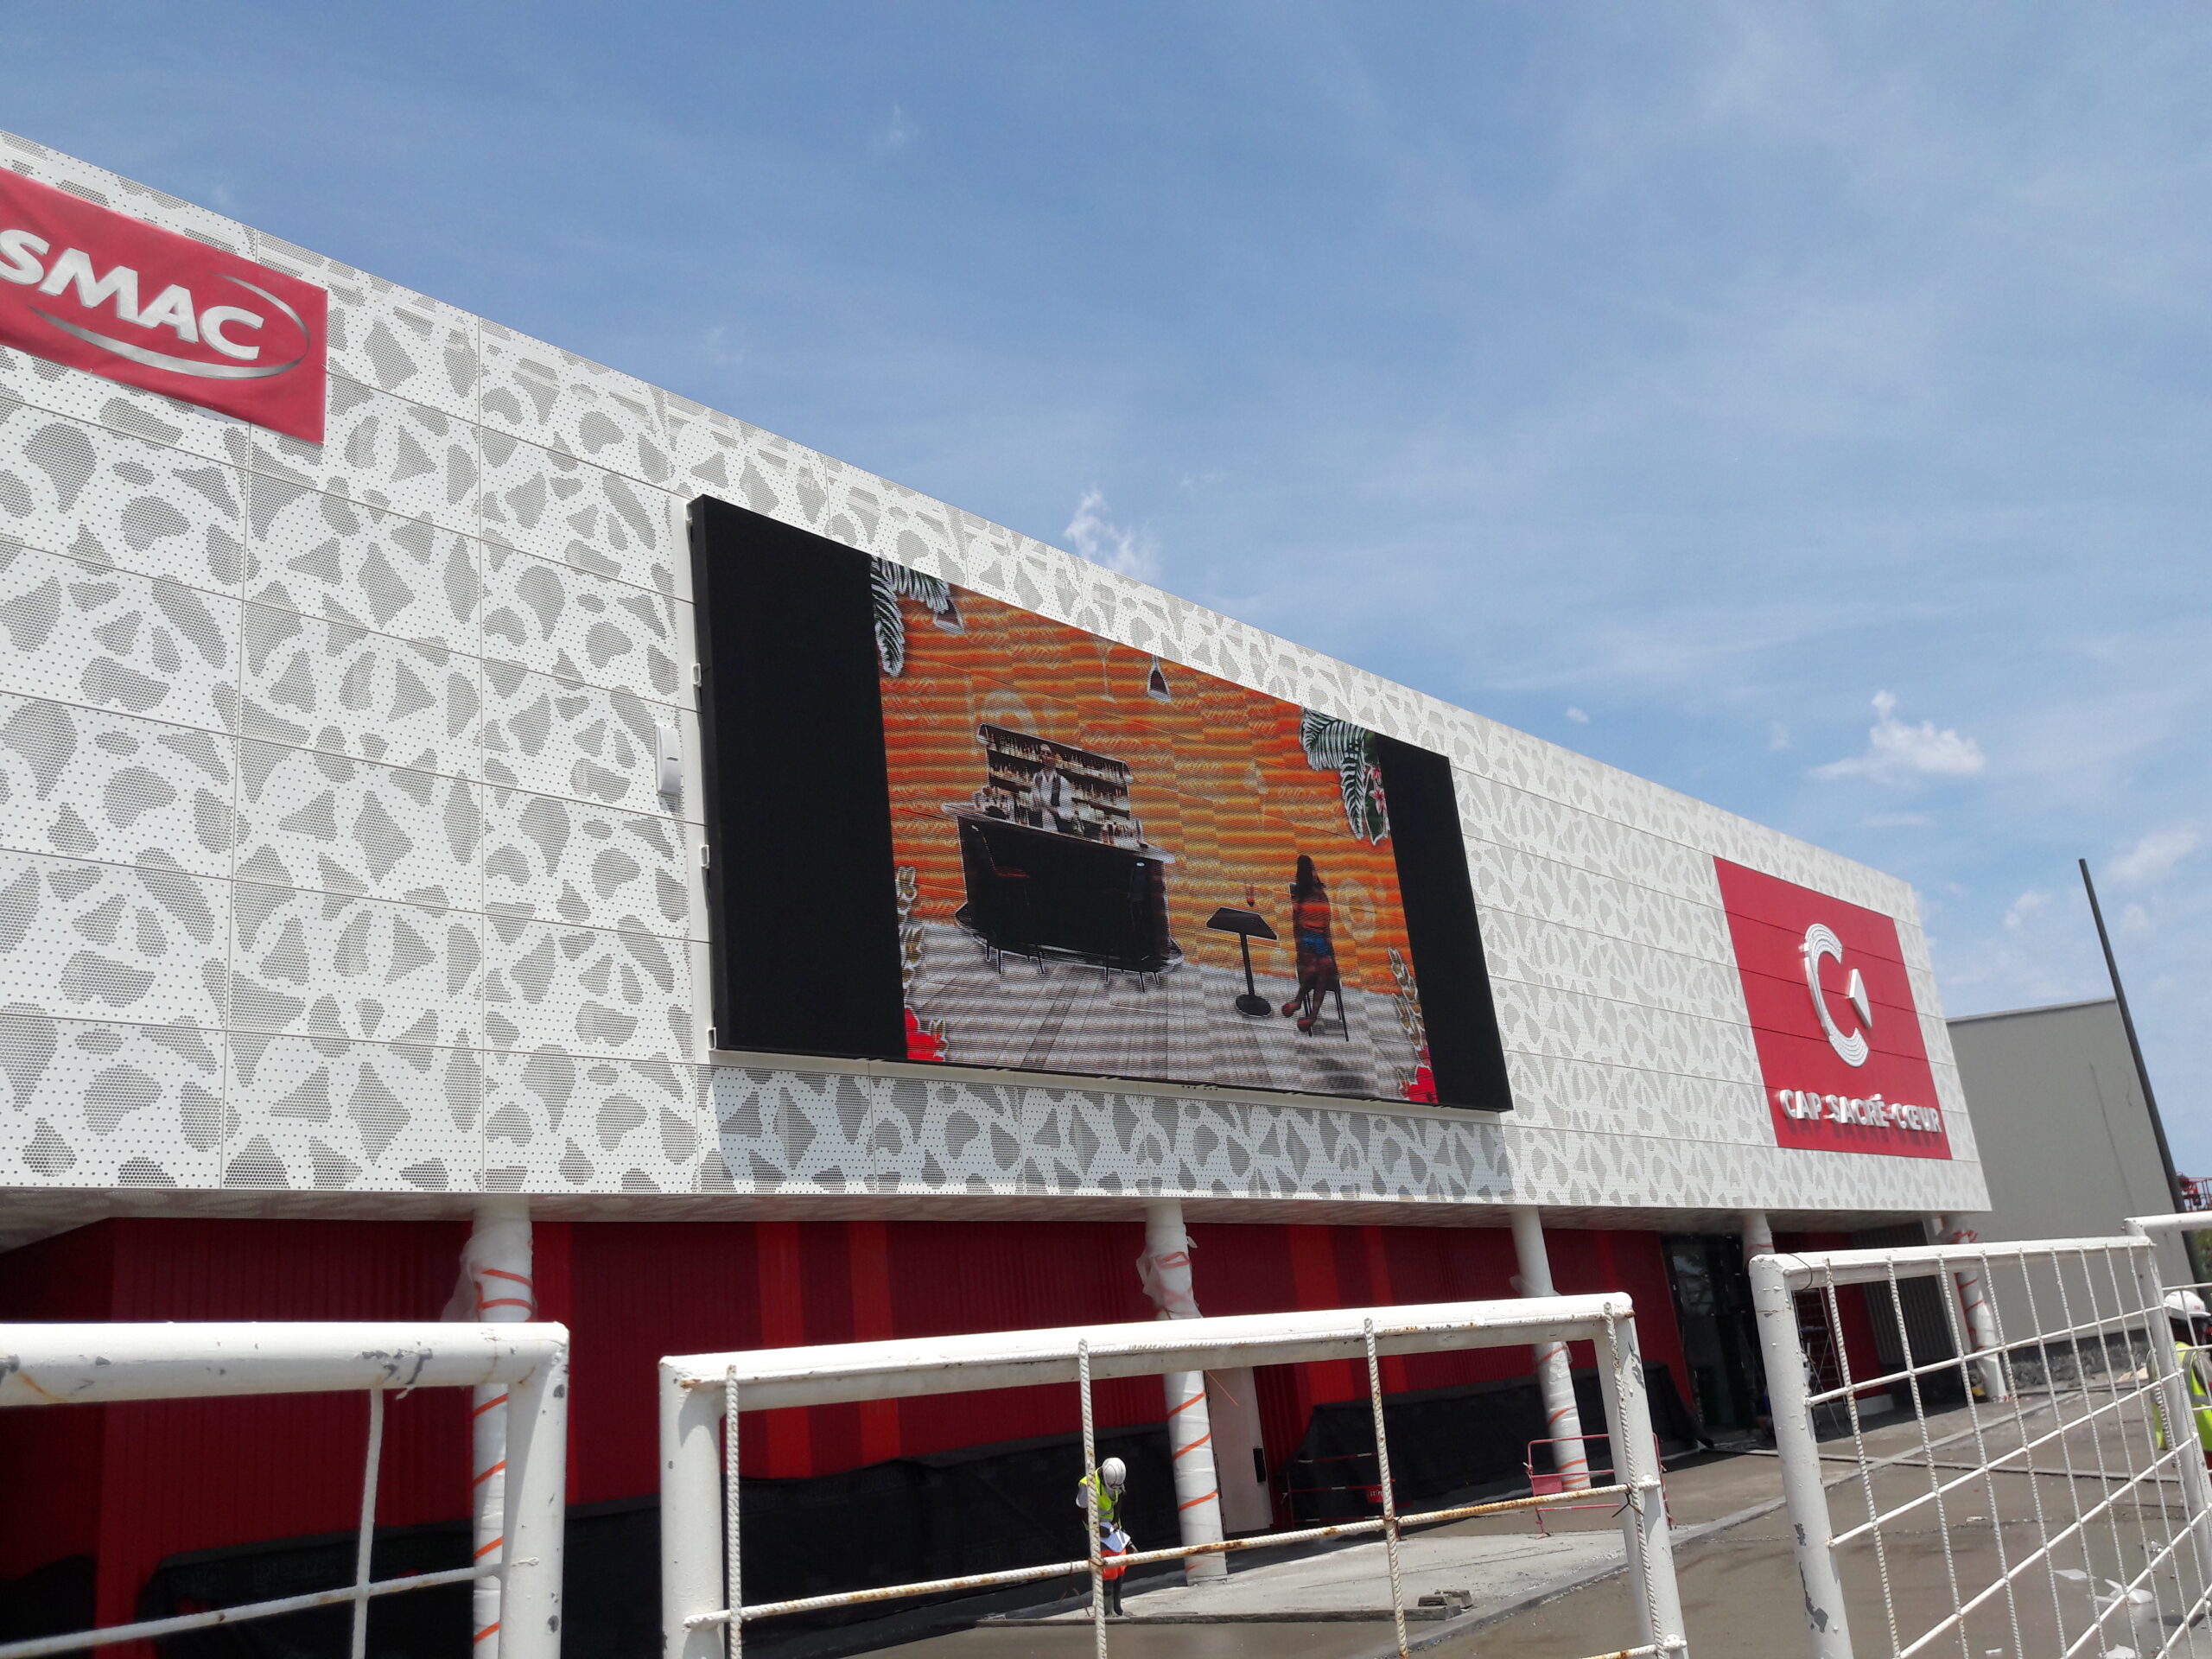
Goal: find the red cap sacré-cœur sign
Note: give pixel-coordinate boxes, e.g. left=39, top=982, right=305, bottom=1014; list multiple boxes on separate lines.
left=0, top=170, right=326, bottom=443
left=1715, top=857, right=1951, bottom=1160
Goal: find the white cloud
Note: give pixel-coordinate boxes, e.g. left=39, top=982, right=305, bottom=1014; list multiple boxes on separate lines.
left=1065, top=489, right=1160, bottom=580
left=1565, top=705, right=1590, bottom=724
left=1942, top=882, right=2109, bottom=1018
left=879, top=103, right=917, bottom=153
left=702, top=325, right=743, bottom=368
left=2109, top=826, right=2201, bottom=886
left=1768, top=721, right=1792, bottom=752
left=2121, top=901, right=2152, bottom=934
left=1813, top=691, right=1987, bottom=783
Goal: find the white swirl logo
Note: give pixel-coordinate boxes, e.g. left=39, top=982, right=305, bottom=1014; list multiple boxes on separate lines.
left=1802, top=921, right=1872, bottom=1067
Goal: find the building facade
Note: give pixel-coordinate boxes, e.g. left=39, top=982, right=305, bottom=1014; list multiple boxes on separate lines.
left=1948, top=996, right=2190, bottom=1332
left=0, top=131, right=1986, bottom=1649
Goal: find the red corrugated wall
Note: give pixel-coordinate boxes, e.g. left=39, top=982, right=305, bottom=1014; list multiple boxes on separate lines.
left=0, top=1224, right=113, bottom=1582
left=0, top=1213, right=1693, bottom=1629
left=561, top=1217, right=1168, bottom=1503
left=0, top=1219, right=469, bottom=1643
left=1189, top=1221, right=1690, bottom=1507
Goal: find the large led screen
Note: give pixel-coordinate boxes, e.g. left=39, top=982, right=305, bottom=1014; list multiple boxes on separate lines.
left=690, top=496, right=1511, bottom=1110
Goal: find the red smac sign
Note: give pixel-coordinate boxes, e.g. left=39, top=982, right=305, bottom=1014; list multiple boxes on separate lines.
left=1715, top=858, right=1951, bottom=1160
left=0, top=171, right=326, bottom=442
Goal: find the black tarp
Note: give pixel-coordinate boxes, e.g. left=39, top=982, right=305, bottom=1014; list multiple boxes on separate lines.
left=0, top=1554, right=94, bottom=1645
left=135, top=1424, right=1174, bottom=1659
left=1279, top=1363, right=1701, bottom=1521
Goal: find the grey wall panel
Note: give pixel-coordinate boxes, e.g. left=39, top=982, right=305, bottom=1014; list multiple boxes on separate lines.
left=0, top=399, right=247, bottom=589
left=476, top=324, right=673, bottom=487
left=0, top=340, right=257, bottom=465
left=0, top=1010, right=225, bottom=1187
left=480, top=786, right=689, bottom=938
left=1950, top=999, right=2187, bottom=1318
left=477, top=428, right=681, bottom=594
left=251, top=378, right=480, bottom=537
left=0, top=849, right=230, bottom=1027
left=228, top=886, right=478, bottom=1046
left=225, top=1031, right=480, bottom=1193
left=480, top=541, right=683, bottom=702
left=1467, top=836, right=1735, bottom=967
left=0, top=542, right=240, bottom=734
left=0, top=695, right=235, bottom=874
left=1476, top=905, right=1745, bottom=1025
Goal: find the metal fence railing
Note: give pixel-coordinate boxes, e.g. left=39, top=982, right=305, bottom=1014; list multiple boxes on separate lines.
left=659, top=1295, right=1690, bottom=1659
left=0, top=1321, right=569, bottom=1659
left=1751, top=1223, right=2212, bottom=1658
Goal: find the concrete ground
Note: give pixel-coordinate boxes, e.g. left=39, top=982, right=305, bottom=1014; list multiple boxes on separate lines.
left=1481, top=1393, right=2212, bottom=1659
left=991, top=1530, right=1623, bottom=1625
left=890, top=1395, right=2212, bottom=1659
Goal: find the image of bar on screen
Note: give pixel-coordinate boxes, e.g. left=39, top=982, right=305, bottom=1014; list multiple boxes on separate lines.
left=690, top=496, right=1511, bottom=1111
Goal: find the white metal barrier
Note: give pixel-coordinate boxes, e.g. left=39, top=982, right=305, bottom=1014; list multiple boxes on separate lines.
left=2133, top=1211, right=2212, bottom=1582
left=0, top=1321, right=569, bottom=1659
left=1751, top=1227, right=2212, bottom=1658
left=660, top=1295, right=1689, bottom=1659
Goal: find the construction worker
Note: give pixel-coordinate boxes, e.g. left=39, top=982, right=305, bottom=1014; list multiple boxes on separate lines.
left=1075, top=1456, right=1131, bottom=1617
left=2154, top=1290, right=2212, bottom=1466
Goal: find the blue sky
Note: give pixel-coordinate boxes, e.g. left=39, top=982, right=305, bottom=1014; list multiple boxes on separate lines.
left=7, top=3, right=2208, bottom=1166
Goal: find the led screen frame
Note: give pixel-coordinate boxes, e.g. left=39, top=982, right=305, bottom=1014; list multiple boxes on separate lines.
left=690, top=495, right=1511, bottom=1112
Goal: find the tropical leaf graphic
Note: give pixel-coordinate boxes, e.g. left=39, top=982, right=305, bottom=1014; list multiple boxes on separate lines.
left=1301, top=710, right=1389, bottom=843
left=871, top=567, right=906, bottom=677
left=1387, top=947, right=1425, bottom=1050
left=895, top=865, right=925, bottom=996
left=1299, top=709, right=1359, bottom=770
left=893, top=862, right=946, bottom=1058
left=868, top=558, right=957, bottom=677
left=1388, top=947, right=1433, bottom=1103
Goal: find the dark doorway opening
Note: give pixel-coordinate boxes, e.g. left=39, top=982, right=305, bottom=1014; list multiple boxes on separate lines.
left=1662, top=1234, right=1766, bottom=1437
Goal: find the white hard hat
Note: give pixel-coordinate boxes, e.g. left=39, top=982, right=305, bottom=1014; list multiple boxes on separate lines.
left=2165, top=1291, right=2208, bottom=1320
left=1100, top=1457, right=1127, bottom=1488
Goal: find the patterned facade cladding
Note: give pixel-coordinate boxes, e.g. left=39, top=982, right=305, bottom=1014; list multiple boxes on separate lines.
left=0, top=129, right=1985, bottom=1224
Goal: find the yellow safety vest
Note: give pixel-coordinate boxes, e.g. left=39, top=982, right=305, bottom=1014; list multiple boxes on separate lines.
left=2155, top=1339, right=2212, bottom=1452
left=1077, top=1471, right=1123, bottom=1529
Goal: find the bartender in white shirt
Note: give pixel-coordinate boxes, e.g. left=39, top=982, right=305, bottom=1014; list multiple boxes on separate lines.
left=1029, top=760, right=1078, bottom=834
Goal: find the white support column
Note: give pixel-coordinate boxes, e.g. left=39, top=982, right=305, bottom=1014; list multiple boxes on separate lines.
left=1742, top=1210, right=1778, bottom=1433
left=1935, top=1214, right=2009, bottom=1403
left=448, top=1198, right=535, bottom=1652
left=1510, top=1205, right=1589, bottom=1491
left=1139, top=1200, right=1229, bottom=1584
left=661, top=1359, right=728, bottom=1659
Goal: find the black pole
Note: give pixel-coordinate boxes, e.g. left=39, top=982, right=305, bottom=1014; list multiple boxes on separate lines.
left=2080, top=858, right=2202, bottom=1283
